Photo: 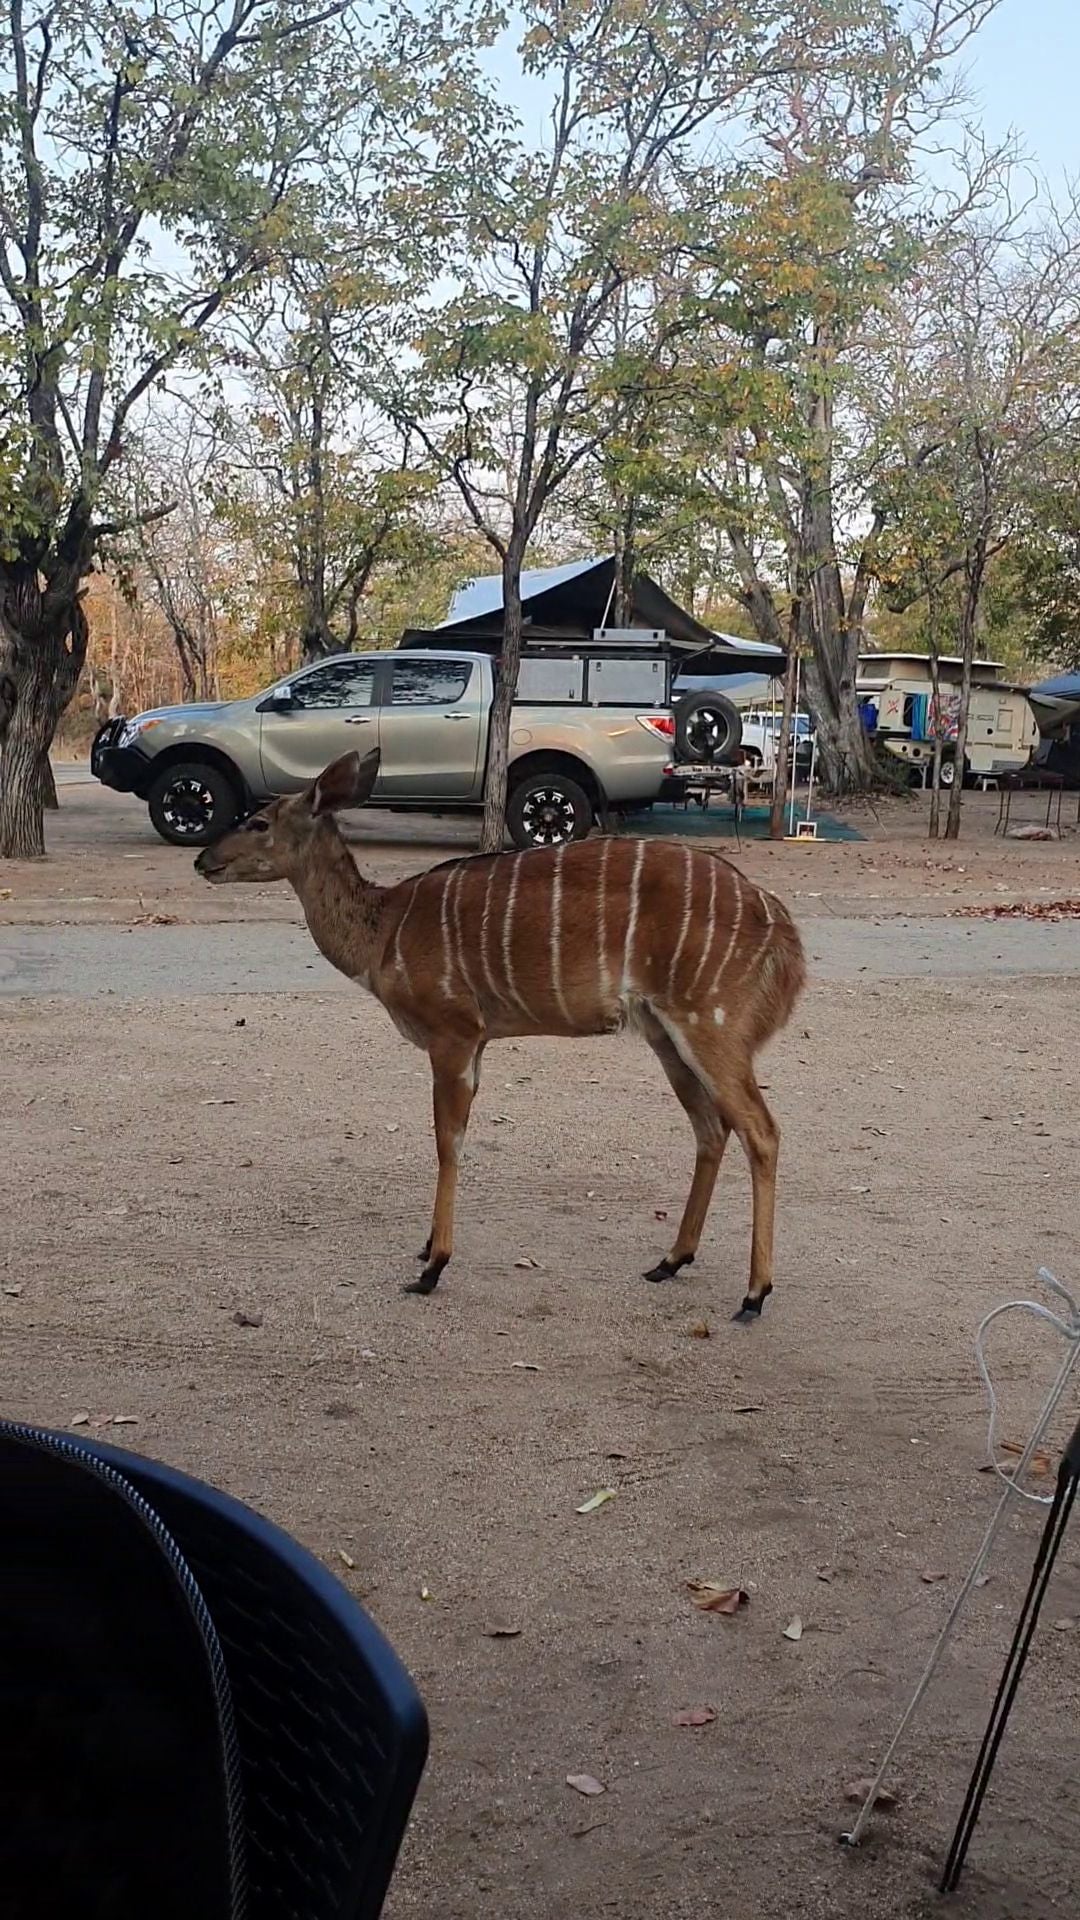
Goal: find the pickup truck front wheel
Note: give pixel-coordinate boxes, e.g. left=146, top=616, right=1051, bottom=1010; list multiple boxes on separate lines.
left=147, top=761, right=241, bottom=846
left=507, top=771, right=593, bottom=850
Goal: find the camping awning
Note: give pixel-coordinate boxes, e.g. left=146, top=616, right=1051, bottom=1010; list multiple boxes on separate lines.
left=1029, top=672, right=1080, bottom=733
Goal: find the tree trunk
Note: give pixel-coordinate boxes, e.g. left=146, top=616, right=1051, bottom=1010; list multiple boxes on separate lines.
left=925, top=616, right=945, bottom=841
left=38, top=755, right=59, bottom=809
left=945, top=554, right=984, bottom=841
left=0, top=579, right=88, bottom=860
left=611, top=507, right=636, bottom=627
left=480, top=542, right=526, bottom=853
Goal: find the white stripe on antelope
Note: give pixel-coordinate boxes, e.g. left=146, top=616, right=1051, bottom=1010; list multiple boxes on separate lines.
left=195, top=751, right=806, bottom=1320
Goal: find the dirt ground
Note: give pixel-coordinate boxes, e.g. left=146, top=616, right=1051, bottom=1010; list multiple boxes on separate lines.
left=2, top=772, right=1079, bottom=927
left=3, top=779, right=1080, bottom=1919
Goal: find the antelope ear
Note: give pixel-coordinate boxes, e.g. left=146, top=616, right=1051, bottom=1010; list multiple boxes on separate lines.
left=309, top=747, right=381, bottom=816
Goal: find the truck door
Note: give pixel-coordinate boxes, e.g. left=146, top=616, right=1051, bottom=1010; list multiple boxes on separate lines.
left=377, top=656, right=483, bottom=800
left=258, top=657, right=380, bottom=793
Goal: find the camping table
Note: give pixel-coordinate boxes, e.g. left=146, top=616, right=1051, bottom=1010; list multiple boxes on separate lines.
left=995, top=769, right=1066, bottom=835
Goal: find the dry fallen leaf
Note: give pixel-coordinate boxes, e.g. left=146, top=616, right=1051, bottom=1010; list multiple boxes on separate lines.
left=687, top=1320, right=711, bottom=1340
left=1052, top=1617, right=1076, bottom=1633
left=338, top=1549, right=356, bottom=1570
left=419, top=1585, right=432, bottom=1601
left=483, top=1624, right=523, bottom=1638
left=511, top=1360, right=541, bottom=1371
left=576, top=1488, right=616, bottom=1514
left=232, top=1309, right=264, bottom=1329
left=566, top=1773, right=605, bottom=1797
left=111, top=1414, right=138, bottom=1426
left=3, top=1284, right=23, bottom=1297
left=1000, top=1440, right=1054, bottom=1476
left=514, top=1256, right=540, bottom=1269
left=845, top=1779, right=897, bottom=1809
left=201, top=1098, right=237, bottom=1107
left=654, top=1208, right=668, bottom=1221
left=70, top=1413, right=90, bottom=1428
left=783, top=1616, right=804, bottom=1641
left=733, top=1403, right=764, bottom=1415
left=673, top=1706, right=717, bottom=1728
left=921, top=1570, right=947, bottom=1584
left=686, top=1580, right=748, bottom=1615
left=0, top=888, right=12, bottom=900
left=816, top=1568, right=834, bottom=1584
left=385, top=1123, right=399, bottom=1133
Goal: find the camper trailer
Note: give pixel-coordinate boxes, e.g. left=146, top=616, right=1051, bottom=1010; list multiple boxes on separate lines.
left=856, top=653, right=1038, bottom=786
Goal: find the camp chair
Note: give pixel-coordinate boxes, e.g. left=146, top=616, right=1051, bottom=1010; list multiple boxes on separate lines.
left=0, top=1418, right=428, bottom=1920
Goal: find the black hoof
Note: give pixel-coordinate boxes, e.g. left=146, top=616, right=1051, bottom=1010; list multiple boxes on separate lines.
left=731, top=1292, right=768, bottom=1323
left=643, top=1253, right=693, bottom=1284
left=402, top=1262, right=443, bottom=1297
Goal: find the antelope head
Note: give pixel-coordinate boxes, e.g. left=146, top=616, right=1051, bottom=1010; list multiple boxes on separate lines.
left=195, top=748, right=380, bottom=885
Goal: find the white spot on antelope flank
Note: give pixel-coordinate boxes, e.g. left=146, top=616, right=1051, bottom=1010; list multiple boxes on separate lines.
left=550, top=844, right=571, bottom=1021
left=688, top=1011, right=698, bottom=1025
left=621, top=841, right=646, bottom=994
left=714, top=1005, right=726, bottom=1025
left=653, top=1006, right=717, bottom=1097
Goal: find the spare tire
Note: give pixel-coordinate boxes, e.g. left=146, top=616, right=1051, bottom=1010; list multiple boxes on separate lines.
left=674, top=691, right=742, bottom=765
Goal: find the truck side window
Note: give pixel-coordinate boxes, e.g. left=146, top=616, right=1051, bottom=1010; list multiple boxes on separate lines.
left=290, top=662, right=375, bottom=709
left=391, top=659, right=471, bottom=705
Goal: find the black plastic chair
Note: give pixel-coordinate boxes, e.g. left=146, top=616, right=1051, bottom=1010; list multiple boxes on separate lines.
left=1, top=1419, right=428, bottom=1920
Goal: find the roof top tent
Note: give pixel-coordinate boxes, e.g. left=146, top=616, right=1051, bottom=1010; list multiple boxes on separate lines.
left=398, top=555, right=785, bottom=683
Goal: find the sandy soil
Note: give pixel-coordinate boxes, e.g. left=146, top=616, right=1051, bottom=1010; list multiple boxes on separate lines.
left=3, top=778, right=1080, bottom=1919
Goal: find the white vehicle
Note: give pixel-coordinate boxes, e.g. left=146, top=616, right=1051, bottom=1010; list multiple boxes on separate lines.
left=738, top=710, right=814, bottom=773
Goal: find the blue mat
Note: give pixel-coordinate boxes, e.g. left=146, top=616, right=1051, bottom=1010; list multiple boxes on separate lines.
left=623, top=804, right=864, bottom=842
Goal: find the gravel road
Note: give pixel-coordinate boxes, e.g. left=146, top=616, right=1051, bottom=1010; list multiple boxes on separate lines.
left=2, top=912, right=1079, bottom=996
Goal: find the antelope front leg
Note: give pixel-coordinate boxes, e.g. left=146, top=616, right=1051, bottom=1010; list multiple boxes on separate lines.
left=404, top=1042, right=478, bottom=1297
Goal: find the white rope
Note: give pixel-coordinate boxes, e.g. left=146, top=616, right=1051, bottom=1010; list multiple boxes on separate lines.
left=842, top=1267, right=1080, bottom=1847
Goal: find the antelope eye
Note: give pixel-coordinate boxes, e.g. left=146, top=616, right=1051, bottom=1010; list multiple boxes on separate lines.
left=247, top=817, right=270, bottom=834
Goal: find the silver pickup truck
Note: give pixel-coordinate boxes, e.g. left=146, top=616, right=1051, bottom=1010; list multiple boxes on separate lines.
left=91, top=647, right=675, bottom=849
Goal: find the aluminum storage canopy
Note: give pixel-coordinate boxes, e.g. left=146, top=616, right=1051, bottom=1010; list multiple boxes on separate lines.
left=398, top=555, right=784, bottom=678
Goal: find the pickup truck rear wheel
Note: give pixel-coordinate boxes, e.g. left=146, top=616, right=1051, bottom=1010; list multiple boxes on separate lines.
left=147, top=761, right=240, bottom=846
left=507, top=771, right=593, bottom=849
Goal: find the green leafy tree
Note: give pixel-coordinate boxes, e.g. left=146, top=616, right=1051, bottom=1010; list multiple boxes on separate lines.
left=378, top=0, right=800, bottom=850
left=573, top=0, right=1008, bottom=792
left=870, top=211, right=1080, bottom=833
left=0, top=0, right=436, bottom=857
left=211, top=271, right=449, bottom=663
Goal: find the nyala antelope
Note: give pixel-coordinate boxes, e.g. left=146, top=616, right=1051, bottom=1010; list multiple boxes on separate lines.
left=196, top=749, right=805, bottom=1319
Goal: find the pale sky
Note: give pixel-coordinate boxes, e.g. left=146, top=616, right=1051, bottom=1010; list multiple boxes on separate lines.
left=943, top=0, right=1074, bottom=183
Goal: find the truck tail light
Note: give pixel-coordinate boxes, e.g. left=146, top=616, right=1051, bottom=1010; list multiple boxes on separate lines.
left=637, top=712, right=675, bottom=740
